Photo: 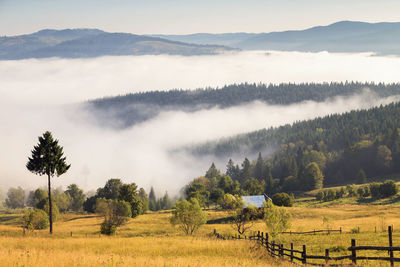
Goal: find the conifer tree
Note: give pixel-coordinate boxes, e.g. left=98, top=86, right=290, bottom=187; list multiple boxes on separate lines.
left=149, top=187, right=156, bottom=211
left=26, top=131, right=70, bottom=234
left=254, top=152, right=264, bottom=180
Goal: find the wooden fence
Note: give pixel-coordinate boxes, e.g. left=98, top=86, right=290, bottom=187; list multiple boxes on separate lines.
left=281, top=228, right=342, bottom=235
left=213, top=226, right=399, bottom=266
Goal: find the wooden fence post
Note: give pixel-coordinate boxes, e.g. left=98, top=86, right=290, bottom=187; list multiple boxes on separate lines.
left=340, top=227, right=342, bottom=234
left=389, top=226, right=394, bottom=267
left=272, top=241, right=275, bottom=257
left=351, top=239, right=357, bottom=265
left=257, top=231, right=260, bottom=242
left=213, top=229, right=216, bottom=235
left=325, top=248, right=329, bottom=265
left=290, top=243, right=294, bottom=262
left=302, top=245, right=307, bottom=264
left=70, top=231, right=72, bottom=237
left=280, top=244, right=284, bottom=258
left=266, top=233, right=269, bottom=252
left=261, top=232, right=264, bottom=246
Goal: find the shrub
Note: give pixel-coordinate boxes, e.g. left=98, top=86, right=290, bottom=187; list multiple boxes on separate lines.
left=272, top=193, right=293, bottom=207
left=170, top=198, right=207, bottom=235
left=22, top=209, right=49, bottom=230
left=370, top=183, right=381, bottom=198
left=43, top=201, right=59, bottom=222
left=218, top=194, right=242, bottom=210
left=263, top=200, right=291, bottom=237
left=357, top=187, right=365, bottom=198
left=379, top=180, right=398, bottom=198
left=357, top=186, right=371, bottom=198
left=324, top=189, right=336, bottom=201
left=96, top=198, right=132, bottom=235
left=316, top=190, right=324, bottom=201
left=346, top=184, right=356, bottom=197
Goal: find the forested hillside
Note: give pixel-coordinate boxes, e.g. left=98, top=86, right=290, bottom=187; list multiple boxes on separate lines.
left=190, top=102, right=400, bottom=193
left=87, top=82, right=400, bottom=128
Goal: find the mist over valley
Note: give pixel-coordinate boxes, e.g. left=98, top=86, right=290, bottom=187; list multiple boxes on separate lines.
left=1, top=50, right=400, bottom=194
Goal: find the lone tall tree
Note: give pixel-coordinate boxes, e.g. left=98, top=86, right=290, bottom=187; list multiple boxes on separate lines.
left=26, top=131, right=70, bottom=234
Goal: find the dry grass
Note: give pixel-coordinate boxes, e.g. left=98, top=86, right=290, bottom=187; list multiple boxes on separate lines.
left=0, top=236, right=288, bottom=267
left=0, top=211, right=291, bottom=267
left=1, top=204, right=400, bottom=266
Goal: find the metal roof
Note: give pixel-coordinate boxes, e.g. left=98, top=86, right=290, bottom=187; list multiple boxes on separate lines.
left=241, top=194, right=271, bottom=208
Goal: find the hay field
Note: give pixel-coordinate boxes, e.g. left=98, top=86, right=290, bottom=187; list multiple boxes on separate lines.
left=1, top=205, right=400, bottom=266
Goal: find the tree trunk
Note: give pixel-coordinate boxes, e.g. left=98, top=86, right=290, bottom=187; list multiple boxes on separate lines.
left=48, top=173, right=53, bottom=234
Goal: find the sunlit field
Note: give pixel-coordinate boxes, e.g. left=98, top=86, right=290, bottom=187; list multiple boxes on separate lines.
left=0, top=211, right=286, bottom=267
left=1, top=204, right=400, bottom=266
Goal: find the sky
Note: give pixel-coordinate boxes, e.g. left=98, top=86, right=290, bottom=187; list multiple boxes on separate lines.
left=1, top=0, right=400, bottom=36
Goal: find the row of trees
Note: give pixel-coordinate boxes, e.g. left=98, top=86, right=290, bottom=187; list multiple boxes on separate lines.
left=4, top=184, right=86, bottom=212
left=91, top=82, right=400, bottom=127
left=316, top=180, right=399, bottom=202
left=182, top=155, right=320, bottom=208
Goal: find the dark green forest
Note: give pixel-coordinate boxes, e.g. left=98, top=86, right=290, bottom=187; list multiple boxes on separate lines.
left=88, top=82, right=400, bottom=127
left=189, top=102, right=400, bottom=196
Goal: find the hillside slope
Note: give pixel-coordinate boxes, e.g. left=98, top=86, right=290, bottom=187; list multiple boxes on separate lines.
left=0, top=29, right=235, bottom=59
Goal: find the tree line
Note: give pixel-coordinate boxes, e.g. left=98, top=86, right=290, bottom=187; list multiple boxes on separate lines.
left=192, top=102, right=400, bottom=192
left=88, top=82, right=400, bottom=127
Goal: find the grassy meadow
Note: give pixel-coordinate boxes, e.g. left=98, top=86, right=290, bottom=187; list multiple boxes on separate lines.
left=1, top=202, right=400, bottom=266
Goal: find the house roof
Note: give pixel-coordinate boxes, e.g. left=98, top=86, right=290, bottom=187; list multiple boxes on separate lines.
left=241, top=194, right=271, bottom=208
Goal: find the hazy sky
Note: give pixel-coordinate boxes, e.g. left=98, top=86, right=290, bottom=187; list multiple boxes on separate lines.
left=1, top=0, right=400, bottom=36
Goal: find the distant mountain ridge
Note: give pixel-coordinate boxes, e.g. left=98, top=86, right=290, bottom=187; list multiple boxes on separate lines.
left=2, top=21, right=400, bottom=59
left=0, top=29, right=235, bottom=59
left=156, top=21, right=400, bottom=55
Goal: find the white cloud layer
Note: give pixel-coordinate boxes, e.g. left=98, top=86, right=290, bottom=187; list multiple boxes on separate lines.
left=0, top=51, right=399, bottom=194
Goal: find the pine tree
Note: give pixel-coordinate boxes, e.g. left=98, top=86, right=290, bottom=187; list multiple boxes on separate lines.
left=254, top=152, right=264, bottom=180
left=264, top=167, right=275, bottom=195
left=356, top=169, right=367, bottom=184
left=240, top=158, right=251, bottom=182
left=149, top=187, right=156, bottom=211
left=205, top=163, right=220, bottom=179
left=26, top=131, right=70, bottom=234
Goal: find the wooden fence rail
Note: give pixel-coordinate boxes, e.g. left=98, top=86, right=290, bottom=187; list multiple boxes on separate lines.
left=213, top=226, right=399, bottom=266
left=281, top=228, right=342, bottom=235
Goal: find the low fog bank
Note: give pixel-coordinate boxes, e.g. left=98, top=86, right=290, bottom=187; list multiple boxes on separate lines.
left=1, top=51, right=400, bottom=105
left=1, top=91, right=399, bottom=194
left=1, top=51, right=400, bottom=194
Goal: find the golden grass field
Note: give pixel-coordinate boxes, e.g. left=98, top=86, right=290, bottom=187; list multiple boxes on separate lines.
left=1, top=203, right=400, bottom=266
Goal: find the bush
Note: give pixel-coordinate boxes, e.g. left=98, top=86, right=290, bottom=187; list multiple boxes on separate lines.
left=380, top=180, right=398, bottom=197
left=369, top=180, right=398, bottom=199
left=43, top=201, right=59, bottom=222
left=357, top=186, right=371, bottom=198
left=263, top=200, right=291, bottom=237
left=316, top=190, right=324, bottom=201
left=336, top=187, right=345, bottom=199
left=170, top=198, right=207, bottom=235
left=96, top=198, right=132, bottom=235
left=346, top=184, right=356, bottom=197
left=272, top=193, right=293, bottom=207
left=22, top=209, right=49, bottom=230
left=370, top=183, right=381, bottom=198
left=100, top=222, right=117, bottom=235
left=218, top=194, right=242, bottom=210
left=324, top=189, right=336, bottom=201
